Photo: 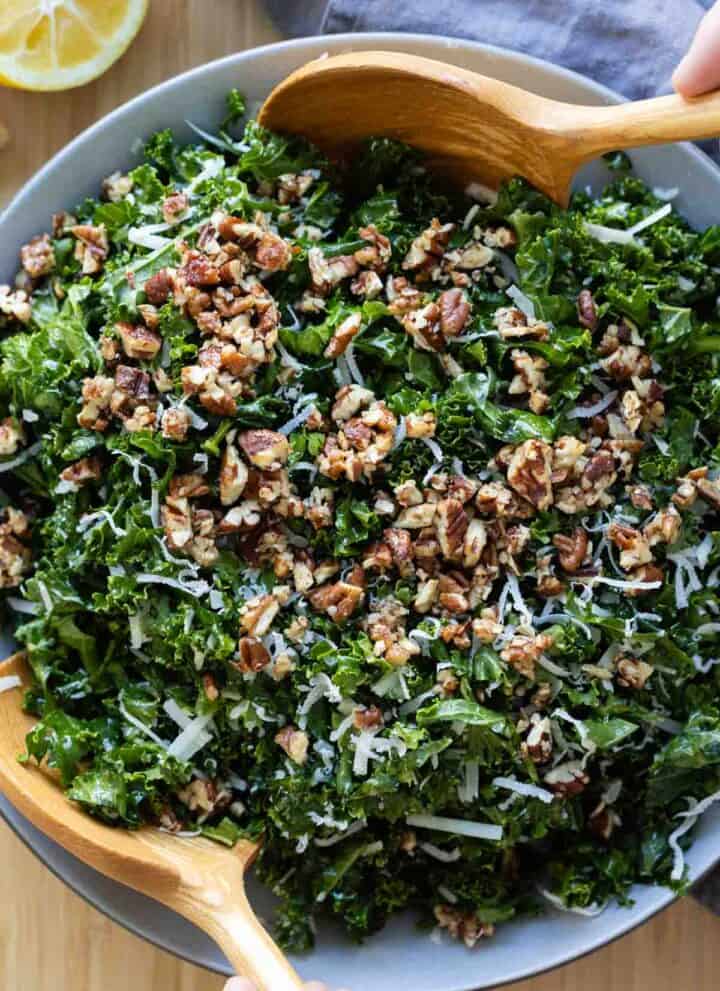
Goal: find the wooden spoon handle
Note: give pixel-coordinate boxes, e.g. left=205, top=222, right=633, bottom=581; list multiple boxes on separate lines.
left=558, top=90, right=720, bottom=159
left=179, top=891, right=305, bottom=990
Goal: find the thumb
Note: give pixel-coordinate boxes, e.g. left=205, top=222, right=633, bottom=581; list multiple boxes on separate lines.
left=223, top=981, right=258, bottom=991
left=674, top=1, right=720, bottom=96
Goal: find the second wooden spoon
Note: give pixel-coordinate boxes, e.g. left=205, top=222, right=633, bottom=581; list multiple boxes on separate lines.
left=0, top=654, right=304, bottom=991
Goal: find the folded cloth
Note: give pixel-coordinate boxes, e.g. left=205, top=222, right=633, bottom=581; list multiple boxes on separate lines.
left=263, top=0, right=720, bottom=913
left=265, top=0, right=713, bottom=100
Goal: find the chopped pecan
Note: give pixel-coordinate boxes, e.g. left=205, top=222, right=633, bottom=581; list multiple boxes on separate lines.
left=405, top=411, right=437, bottom=438
left=240, top=594, right=280, bottom=637
left=353, top=705, right=384, bottom=730
left=71, top=224, right=109, bottom=274
left=543, top=760, right=589, bottom=797
left=402, top=219, right=454, bottom=271
left=59, top=456, right=102, bottom=489
left=354, top=224, right=392, bottom=271
left=274, top=726, right=309, bottom=765
left=438, top=571, right=470, bottom=613
left=0, top=418, right=24, bottom=456
left=521, top=715, right=552, bottom=764
left=324, top=311, right=362, bottom=358
left=237, top=636, right=271, bottom=672
left=553, top=528, right=588, bottom=573
left=493, top=306, right=549, bottom=341
left=117, top=321, right=162, bottom=360
left=607, top=522, right=653, bottom=571
left=435, top=498, right=468, bottom=561
left=434, top=905, right=494, bottom=948
left=616, top=656, right=654, bottom=690
left=0, top=285, right=31, bottom=323
left=331, top=384, right=374, bottom=422
left=161, top=407, right=190, bottom=441
left=500, top=632, right=553, bottom=680
left=237, top=429, right=289, bottom=470
left=21, top=233, right=55, bottom=279
left=308, top=571, right=366, bottom=623
left=219, top=443, right=249, bottom=505
left=576, top=288, right=598, bottom=330
left=508, top=350, right=549, bottom=415
left=384, top=527, right=415, bottom=576
left=506, top=439, right=554, bottom=510
left=643, top=505, right=681, bottom=546
left=438, top=288, right=470, bottom=338
left=162, top=191, right=189, bottom=224
left=144, top=268, right=174, bottom=305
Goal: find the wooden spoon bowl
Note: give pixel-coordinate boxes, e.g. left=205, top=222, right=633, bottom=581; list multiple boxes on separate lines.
left=0, top=654, right=303, bottom=990
left=259, top=50, right=720, bottom=205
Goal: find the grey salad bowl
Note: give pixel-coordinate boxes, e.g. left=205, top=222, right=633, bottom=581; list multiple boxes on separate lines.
left=2, top=31, right=720, bottom=991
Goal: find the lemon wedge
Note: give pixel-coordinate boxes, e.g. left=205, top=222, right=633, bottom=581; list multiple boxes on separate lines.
left=0, top=0, right=148, bottom=91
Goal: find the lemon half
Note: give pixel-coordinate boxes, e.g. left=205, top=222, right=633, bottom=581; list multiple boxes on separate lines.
left=0, top=0, right=149, bottom=91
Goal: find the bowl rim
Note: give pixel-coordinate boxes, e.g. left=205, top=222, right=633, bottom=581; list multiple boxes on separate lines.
left=1, top=29, right=719, bottom=990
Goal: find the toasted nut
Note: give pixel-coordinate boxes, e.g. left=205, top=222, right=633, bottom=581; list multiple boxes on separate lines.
left=237, top=636, right=271, bottom=672
left=219, top=444, right=249, bottom=505
left=275, top=726, right=309, bottom=765
left=553, top=528, right=589, bottom=573
left=616, top=656, right=654, bottom=690
left=237, top=429, right=289, bottom=470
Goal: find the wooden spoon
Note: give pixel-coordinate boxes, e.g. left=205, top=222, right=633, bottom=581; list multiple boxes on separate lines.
left=0, top=654, right=304, bottom=991
left=259, top=50, right=720, bottom=206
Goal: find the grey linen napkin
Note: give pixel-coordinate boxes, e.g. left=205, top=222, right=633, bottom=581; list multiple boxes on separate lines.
left=264, top=0, right=720, bottom=912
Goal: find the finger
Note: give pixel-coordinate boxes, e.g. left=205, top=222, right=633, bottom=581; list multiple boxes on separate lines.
left=303, top=983, right=329, bottom=991
left=674, top=1, right=720, bottom=96
left=223, top=979, right=258, bottom=991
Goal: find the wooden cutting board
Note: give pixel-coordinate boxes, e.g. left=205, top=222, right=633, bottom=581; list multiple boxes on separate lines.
left=1, top=1, right=719, bottom=988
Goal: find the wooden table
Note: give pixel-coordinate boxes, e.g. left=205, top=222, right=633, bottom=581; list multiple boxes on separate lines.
left=1, top=2, right=719, bottom=988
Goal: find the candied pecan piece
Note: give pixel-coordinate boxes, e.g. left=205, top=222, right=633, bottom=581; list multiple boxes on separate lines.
left=144, top=268, right=174, bottom=305
left=237, top=429, right=289, bottom=470
left=544, top=760, right=589, bottom=797
left=521, top=715, right=552, bottom=764
left=400, top=301, right=444, bottom=351
left=161, top=407, right=190, bottom=441
left=162, top=191, right=189, bottom=224
left=506, top=439, right=553, bottom=510
left=353, top=705, right=384, bottom=730
left=219, top=443, right=249, bottom=505
left=237, top=636, right=271, bottom=672
left=117, top=321, right=162, bottom=360
left=576, top=288, right=598, bottom=330
left=500, top=632, right=553, bottom=680
left=331, top=384, right=374, bottom=422
left=435, top=498, right=468, bottom=561
left=434, top=905, right=494, bottom=948
left=59, top=456, right=102, bottom=488
left=384, top=527, right=415, bottom=575
left=21, top=233, right=55, bottom=279
left=607, top=522, right=653, bottom=571
left=182, top=252, right=220, bottom=287
left=275, top=725, right=309, bottom=765
left=438, top=288, right=470, bottom=338
left=309, top=576, right=365, bottom=622
left=71, top=224, right=109, bottom=274
left=324, top=311, right=362, bottom=358
left=114, top=365, right=152, bottom=400
left=255, top=232, right=293, bottom=271
left=553, top=528, right=588, bottom=573
left=616, top=656, right=654, bottom=689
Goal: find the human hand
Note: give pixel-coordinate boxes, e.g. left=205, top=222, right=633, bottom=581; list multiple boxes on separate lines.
left=674, top=0, right=720, bottom=96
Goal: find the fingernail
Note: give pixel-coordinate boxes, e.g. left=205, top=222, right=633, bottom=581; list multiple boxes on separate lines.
left=224, top=979, right=257, bottom=991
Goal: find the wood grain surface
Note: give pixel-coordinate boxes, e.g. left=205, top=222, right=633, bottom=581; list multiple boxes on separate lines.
left=1, top=2, right=719, bottom=989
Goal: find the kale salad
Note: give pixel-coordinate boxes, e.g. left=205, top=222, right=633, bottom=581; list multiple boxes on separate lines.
left=3, top=91, right=720, bottom=951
